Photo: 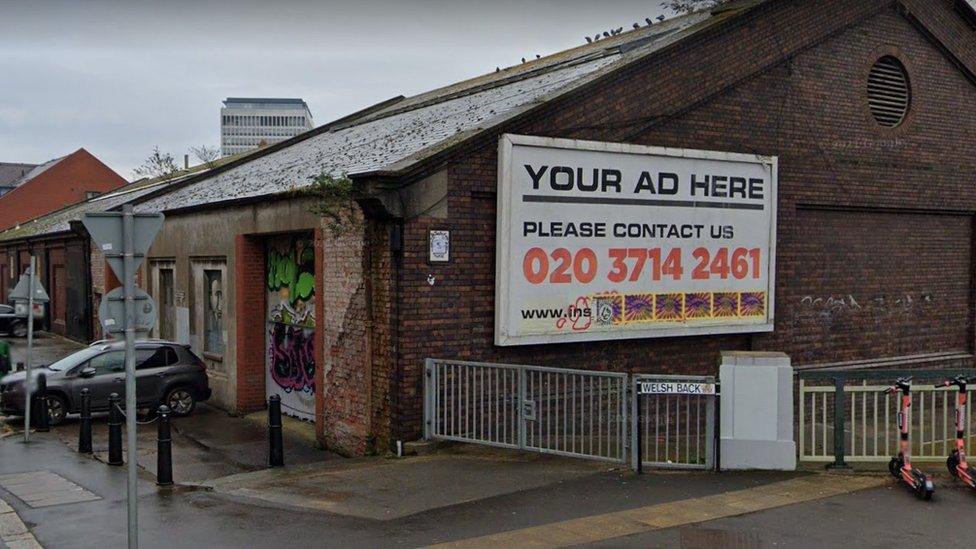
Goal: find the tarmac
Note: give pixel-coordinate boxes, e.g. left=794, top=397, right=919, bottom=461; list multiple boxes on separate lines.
left=2, top=333, right=976, bottom=548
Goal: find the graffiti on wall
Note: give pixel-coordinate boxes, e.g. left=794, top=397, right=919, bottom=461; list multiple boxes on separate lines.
left=268, top=323, right=315, bottom=395
left=266, top=235, right=316, bottom=421
left=267, top=237, right=316, bottom=328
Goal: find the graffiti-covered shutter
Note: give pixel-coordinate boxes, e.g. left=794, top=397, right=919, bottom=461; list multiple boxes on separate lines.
left=265, top=234, right=316, bottom=420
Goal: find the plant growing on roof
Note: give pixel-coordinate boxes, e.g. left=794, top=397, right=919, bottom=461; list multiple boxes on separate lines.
left=302, top=171, right=358, bottom=235
left=660, top=0, right=727, bottom=15
left=132, top=146, right=181, bottom=181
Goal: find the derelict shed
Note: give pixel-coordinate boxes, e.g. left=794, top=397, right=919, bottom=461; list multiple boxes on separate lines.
left=125, top=0, right=976, bottom=456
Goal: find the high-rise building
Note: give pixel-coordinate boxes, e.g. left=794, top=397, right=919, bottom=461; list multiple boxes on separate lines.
left=220, top=98, right=314, bottom=157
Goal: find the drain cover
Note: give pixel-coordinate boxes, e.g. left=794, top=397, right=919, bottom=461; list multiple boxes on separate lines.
left=0, top=471, right=101, bottom=508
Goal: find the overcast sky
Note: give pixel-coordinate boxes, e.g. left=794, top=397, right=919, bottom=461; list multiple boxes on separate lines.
left=0, top=0, right=674, bottom=179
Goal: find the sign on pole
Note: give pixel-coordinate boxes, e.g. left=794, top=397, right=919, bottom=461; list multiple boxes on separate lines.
left=83, top=207, right=164, bottom=549
left=82, top=211, right=164, bottom=279
left=495, top=134, right=777, bottom=346
left=638, top=381, right=716, bottom=395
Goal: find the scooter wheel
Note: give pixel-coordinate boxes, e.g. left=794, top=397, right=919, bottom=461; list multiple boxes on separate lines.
left=889, top=457, right=902, bottom=478
left=948, top=451, right=960, bottom=477
left=916, top=481, right=934, bottom=501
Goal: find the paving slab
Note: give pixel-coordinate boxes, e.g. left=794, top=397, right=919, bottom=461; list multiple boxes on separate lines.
left=209, top=452, right=610, bottom=520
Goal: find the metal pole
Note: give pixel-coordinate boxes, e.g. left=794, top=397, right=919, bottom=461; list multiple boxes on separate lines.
left=108, top=393, right=123, bottom=465
left=635, top=387, right=643, bottom=474
left=268, top=395, right=284, bottom=467
left=23, top=256, right=35, bottom=443
left=156, top=405, right=173, bottom=486
left=78, top=388, right=92, bottom=453
left=827, top=377, right=850, bottom=470
left=122, top=204, right=138, bottom=548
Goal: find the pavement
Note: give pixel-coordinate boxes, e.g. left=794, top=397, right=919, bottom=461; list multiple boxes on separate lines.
left=2, top=334, right=976, bottom=547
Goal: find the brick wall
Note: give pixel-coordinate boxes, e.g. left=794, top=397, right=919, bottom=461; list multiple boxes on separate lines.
left=235, top=234, right=266, bottom=413
left=314, top=207, right=397, bottom=455
left=0, top=149, right=126, bottom=231
left=385, top=1, right=976, bottom=439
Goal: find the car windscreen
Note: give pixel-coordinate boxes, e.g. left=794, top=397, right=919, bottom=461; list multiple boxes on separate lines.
left=47, top=347, right=104, bottom=371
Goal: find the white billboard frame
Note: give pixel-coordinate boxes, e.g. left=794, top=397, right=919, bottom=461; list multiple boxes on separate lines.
left=494, top=133, right=778, bottom=346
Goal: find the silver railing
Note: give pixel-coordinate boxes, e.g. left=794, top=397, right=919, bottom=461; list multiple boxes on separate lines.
left=798, top=378, right=976, bottom=462
left=424, top=359, right=628, bottom=463
left=631, top=375, right=716, bottom=470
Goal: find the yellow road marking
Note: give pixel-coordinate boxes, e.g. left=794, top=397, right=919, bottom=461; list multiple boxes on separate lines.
left=426, top=474, right=885, bottom=549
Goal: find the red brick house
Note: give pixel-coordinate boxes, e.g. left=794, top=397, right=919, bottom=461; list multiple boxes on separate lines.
left=0, top=148, right=126, bottom=231
left=120, top=0, right=976, bottom=456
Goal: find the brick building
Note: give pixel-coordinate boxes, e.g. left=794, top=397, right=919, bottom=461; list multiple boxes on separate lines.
left=0, top=149, right=126, bottom=231
left=74, top=0, right=976, bottom=456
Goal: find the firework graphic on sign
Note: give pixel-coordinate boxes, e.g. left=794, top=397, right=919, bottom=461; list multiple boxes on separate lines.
left=684, top=292, right=711, bottom=319
left=624, top=294, right=655, bottom=322
left=713, top=292, right=739, bottom=317
left=739, top=292, right=765, bottom=317
left=655, top=293, right=684, bottom=321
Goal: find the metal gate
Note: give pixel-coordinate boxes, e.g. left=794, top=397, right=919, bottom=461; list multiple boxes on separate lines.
left=424, top=359, right=628, bottom=462
left=632, top=375, right=716, bottom=470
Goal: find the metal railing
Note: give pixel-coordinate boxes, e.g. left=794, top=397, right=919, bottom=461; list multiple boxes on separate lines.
left=797, top=369, right=975, bottom=465
left=632, top=375, right=716, bottom=470
left=424, top=359, right=628, bottom=463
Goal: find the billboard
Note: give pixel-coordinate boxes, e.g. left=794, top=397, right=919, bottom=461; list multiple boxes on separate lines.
left=495, top=134, right=777, bottom=346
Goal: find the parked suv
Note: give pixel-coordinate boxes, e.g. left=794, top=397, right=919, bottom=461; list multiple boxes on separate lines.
left=0, top=340, right=211, bottom=424
left=0, top=304, right=27, bottom=337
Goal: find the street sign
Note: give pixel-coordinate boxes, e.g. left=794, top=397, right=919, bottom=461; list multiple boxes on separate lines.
left=98, top=287, right=157, bottom=334
left=9, top=270, right=49, bottom=302
left=83, top=206, right=165, bottom=549
left=82, top=212, right=164, bottom=280
left=638, top=381, right=716, bottom=395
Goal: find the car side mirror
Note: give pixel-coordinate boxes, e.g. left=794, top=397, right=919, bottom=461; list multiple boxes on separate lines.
left=80, top=367, right=96, bottom=378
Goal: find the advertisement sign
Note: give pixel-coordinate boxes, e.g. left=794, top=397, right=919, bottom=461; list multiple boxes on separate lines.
left=495, top=134, right=777, bottom=346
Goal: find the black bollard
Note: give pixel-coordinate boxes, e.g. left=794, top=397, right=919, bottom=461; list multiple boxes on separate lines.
left=156, top=405, right=173, bottom=486
left=34, top=372, right=49, bottom=432
left=78, top=388, right=92, bottom=453
left=268, top=395, right=284, bottom=467
left=107, top=393, right=123, bottom=466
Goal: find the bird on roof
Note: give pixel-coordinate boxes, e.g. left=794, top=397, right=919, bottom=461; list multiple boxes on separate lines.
left=633, top=23, right=640, bottom=29
left=657, top=15, right=666, bottom=22
left=603, top=31, right=610, bottom=37
left=646, top=17, right=653, bottom=25
left=535, top=54, right=540, bottom=59
left=593, top=34, right=600, bottom=41
left=585, top=36, right=592, bottom=43
left=521, top=57, right=526, bottom=63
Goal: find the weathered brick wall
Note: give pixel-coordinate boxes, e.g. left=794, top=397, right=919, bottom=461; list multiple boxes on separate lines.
left=316, top=206, right=397, bottom=455
left=390, top=1, right=976, bottom=439
left=234, top=234, right=266, bottom=413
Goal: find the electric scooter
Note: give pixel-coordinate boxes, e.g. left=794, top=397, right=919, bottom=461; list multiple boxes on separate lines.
left=942, top=375, right=976, bottom=490
left=886, top=377, right=935, bottom=500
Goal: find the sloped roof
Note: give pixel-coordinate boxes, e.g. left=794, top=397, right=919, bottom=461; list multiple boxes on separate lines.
left=0, top=177, right=180, bottom=241
left=0, top=148, right=257, bottom=242
left=5, top=156, right=63, bottom=188
left=133, top=8, right=727, bottom=214
left=0, top=163, right=38, bottom=188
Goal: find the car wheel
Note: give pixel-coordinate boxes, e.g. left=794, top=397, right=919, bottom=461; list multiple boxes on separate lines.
left=165, top=387, right=196, bottom=416
left=11, top=321, right=27, bottom=338
left=46, top=394, right=67, bottom=425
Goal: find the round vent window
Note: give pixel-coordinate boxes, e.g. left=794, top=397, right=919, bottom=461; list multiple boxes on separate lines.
left=867, top=56, right=911, bottom=128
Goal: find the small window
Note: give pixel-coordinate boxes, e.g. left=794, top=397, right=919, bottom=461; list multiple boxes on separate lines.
left=136, top=346, right=178, bottom=369
left=89, top=351, right=125, bottom=375
left=867, top=56, right=911, bottom=128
